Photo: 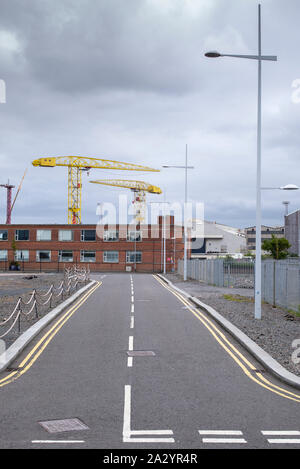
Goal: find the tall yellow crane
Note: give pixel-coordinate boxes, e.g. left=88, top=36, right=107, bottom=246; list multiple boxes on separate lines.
left=32, top=156, right=159, bottom=224
left=90, top=179, right=162, bottom=224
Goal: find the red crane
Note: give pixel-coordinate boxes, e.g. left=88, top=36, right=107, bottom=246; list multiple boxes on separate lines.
left=0, top=181, right=15, bottom=224
left=0, top=169, right=27, bottom=224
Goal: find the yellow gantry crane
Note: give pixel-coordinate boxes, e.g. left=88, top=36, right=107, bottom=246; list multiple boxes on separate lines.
left=90, top=179, right=162, bottom=223
left=32, top=156, right=159, bottom=224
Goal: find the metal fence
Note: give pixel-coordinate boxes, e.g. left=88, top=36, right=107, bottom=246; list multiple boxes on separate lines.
left=178, top=258, right=300, bottom=312
left=261, top=259, right=300, bottom=312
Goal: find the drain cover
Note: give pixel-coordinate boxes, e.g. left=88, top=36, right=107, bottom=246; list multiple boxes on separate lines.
left=38, top=418, right=89, bottom=433
left=127, top=350, right=156, bottom=357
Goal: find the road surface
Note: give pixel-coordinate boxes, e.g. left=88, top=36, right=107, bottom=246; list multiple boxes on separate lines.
left=0, top=273, right=300, bottom=449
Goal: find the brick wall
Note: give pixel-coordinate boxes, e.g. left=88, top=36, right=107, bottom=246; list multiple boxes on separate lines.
left=0, top=221, right=184, bottom=273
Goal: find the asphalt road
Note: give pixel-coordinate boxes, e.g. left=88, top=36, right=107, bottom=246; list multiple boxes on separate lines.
left=0, top=272, right=300, bottom=449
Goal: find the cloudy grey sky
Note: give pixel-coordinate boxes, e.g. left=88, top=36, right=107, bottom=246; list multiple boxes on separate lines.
left=0, top=0, right=300, bottom=228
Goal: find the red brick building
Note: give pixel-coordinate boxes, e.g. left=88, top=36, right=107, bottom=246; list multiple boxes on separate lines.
left=0, top=217, right=184, bottom=273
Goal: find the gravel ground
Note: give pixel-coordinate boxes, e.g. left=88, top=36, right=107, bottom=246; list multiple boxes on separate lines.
left=0, top=273, right=85, bottom=348
left=165, top=273, right=300, bottom=377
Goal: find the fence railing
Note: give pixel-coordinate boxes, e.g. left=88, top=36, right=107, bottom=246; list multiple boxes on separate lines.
left=178, top=258, right=300, bottom=312
left=0, top=266, right=90, bottom=340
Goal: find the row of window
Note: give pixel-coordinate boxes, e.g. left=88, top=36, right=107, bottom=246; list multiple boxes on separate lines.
left=0, top=250, right=142, bottom=264
left=246, top=228, right=284, bottom=235
left=0, top=229, right=142, bottom=242
left=247, top=237, right=277, bottom=244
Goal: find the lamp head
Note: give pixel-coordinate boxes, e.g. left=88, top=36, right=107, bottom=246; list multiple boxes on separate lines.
left=205, top=51, right=222, bottom=58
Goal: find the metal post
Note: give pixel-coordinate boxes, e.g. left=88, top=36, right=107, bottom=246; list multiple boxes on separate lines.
left=18, top=297, right=22, bottom=334
left=163, top=214, right=166, bottom=274
left=34, top=291, right=38, bottom=318
left=184, top=144, right=188, bottom=281
left=134, top=228, right=137, bottom=273
left=273, top=260, right=276, bottom=307
left=174, top=236, right=176, bottom=272
left=255, top=4, right=262, bottom=319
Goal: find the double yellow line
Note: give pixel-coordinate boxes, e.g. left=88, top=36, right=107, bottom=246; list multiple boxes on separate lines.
left=0, top=281, right=101, bottom=388
left=154, top=275, right=300, bottom=403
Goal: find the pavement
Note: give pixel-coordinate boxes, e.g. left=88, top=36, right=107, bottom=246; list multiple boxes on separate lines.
left=0, top=272, right=300, bottom=449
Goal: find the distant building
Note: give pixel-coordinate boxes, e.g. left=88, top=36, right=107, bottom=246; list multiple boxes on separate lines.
left=285, top=209, right=300, bottom=255
left=245, top=225, right=284, bottom=252
left=191, top=220, right=246, bottom=258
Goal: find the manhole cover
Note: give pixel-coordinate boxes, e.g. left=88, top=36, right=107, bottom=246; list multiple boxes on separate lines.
left=127, top=350, right=156, bottom=357
left=38, top=418, right=89, bottom=433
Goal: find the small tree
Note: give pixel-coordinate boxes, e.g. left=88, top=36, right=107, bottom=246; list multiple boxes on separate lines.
left=262, top=235, right=291, bottom=260
left=10, top=239, right=19, bottom=268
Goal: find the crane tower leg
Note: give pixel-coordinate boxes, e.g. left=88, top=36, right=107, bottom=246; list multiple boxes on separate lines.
left=133, top=190, right=146, bottom=224
left=68, top=166, right=82, bottom=224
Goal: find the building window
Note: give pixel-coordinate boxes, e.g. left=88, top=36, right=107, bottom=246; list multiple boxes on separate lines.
left=15, top=250, right=29, bottom=261
left=0, top=230, right=8, bottom=241
left=36, top=250, right=51, bottom=262
left=80, top=251, right=96, bottom=262
left=58, top=230, right=73, bottom=241
left=0, top=250, right=8, bottom=261
left=36, top=229, right=52, bottom=241
left=81, top=230, right=96, bottom=241
left=126, top=251, right=142, bottom=263
left=58, top=250, right=73, bottom=262
left=103, top=230, right=119, bottom=242
left=127, top=231, right=142, bottom=242
left=103, top=251, right=119, bottom=263
left=15, top=229, right=29, bottom=241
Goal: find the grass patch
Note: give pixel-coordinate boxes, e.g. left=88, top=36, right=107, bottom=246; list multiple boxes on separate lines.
left=286, top=307, right=300, bottom=318
left=223, top=294, right=254, bottom=303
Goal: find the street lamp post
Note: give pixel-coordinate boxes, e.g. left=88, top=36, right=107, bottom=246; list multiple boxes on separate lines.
left=163, top=144, right=194, bottom=281
left=205, top=4, right=277, bottom=319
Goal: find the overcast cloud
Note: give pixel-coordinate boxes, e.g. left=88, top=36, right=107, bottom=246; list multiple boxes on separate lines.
left=0, top=0, right=300, bottom=228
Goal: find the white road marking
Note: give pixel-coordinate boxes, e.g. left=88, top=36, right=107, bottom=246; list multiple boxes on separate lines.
left=131, top=295, right=134, bottom=303
left=202, top=438, right=247, bottom=444
left=262, top=430, right=300, bottom=443
left=130, top=316, right=134, bottom=329
left=199, top=430, right=246, bottom=444
left=131, top=304, right=134, bottom=313
left=123, top=437, right=175, bottom=443
left=32, top=440, right=85, bottom=444
left=130, top=430, right=173, bottom=435
left=262, top=431, right=300, bottom=435
left=127, top=357, right=133, bottom=367
left=122, top=385, right=174, bottom=443
left=199, top=430, right=243, bottom=435
left=128, top=336, right=134, bottom=351
left=267, top=439, right=300, bottom=444
left=123, top=385, right=131, bottom=438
